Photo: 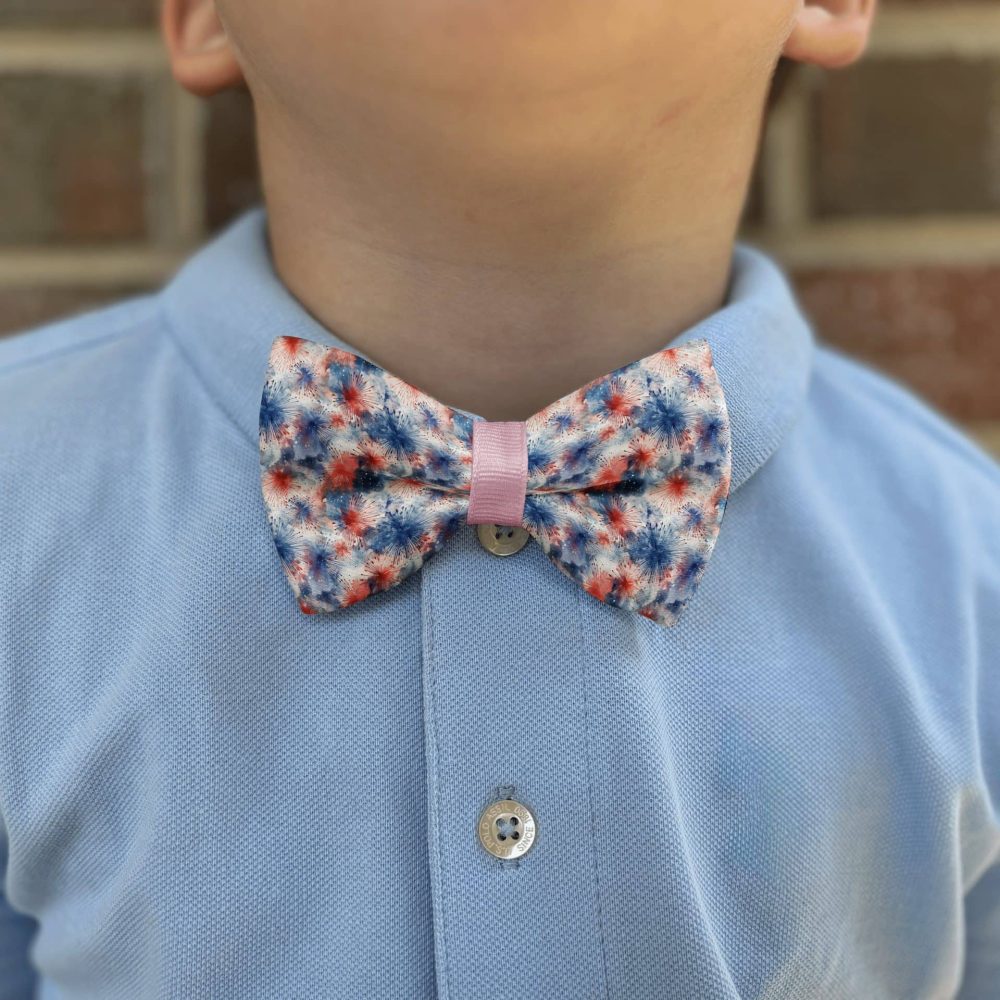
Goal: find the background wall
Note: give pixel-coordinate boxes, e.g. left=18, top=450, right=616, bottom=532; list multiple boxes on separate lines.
left=0, top=0, right=998, bottom=458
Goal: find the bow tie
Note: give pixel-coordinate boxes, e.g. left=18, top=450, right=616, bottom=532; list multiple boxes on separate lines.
left=259, top=335, right=731, bottom=627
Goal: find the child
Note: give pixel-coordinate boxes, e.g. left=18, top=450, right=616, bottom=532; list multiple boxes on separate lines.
left=1, top=0, right=997, bottom=996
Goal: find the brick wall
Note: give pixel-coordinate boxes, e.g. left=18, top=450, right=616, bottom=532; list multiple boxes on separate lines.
left=1, top=1, right=998, bottom=458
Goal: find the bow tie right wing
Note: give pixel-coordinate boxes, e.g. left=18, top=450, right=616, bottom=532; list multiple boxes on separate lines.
left=520, top=339, right=732, bottom=626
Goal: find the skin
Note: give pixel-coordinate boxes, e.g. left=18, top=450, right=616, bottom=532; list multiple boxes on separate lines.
left=163, top=0, right=877, bottom=420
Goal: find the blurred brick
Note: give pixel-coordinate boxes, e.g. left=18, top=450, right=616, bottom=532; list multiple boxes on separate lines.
left=0, top=0, right=155, bottom=26
left=811, top=56, right=1000, bottom=216
left=0, top=285, right=150, bottom=336
left=791, top=266, right=1000, bottom=421
left=0, top=75, right=147, bottom=244
left=204, top=88, right=262, bottom=233
left=968, top=423, right=1000, bottom=462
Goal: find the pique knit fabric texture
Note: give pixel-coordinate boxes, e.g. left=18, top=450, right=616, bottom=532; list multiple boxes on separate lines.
left=1, top=207, right=999, bottom=1000
left=258, top=334, right=731, bottom=625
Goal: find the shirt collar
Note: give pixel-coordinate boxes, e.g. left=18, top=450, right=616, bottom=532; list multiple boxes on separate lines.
left=162, top=206, right=814, bottom=494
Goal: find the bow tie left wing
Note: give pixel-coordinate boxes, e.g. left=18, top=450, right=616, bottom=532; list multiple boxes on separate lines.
left=520, top=339, right=732, bottom=626
left=259, top=335, right=473, bottom=614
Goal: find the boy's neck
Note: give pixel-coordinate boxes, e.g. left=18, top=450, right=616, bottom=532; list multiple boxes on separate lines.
left=259, top=103, right=758, bottom=422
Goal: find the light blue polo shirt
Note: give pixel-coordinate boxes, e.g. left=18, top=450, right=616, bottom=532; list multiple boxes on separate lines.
left=1, top=207, right=998, bottom=999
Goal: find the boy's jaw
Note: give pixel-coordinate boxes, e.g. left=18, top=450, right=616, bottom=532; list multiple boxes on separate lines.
left=165, top=0, right=872, bottom=420
left=256, top=88, right=755, bottom=422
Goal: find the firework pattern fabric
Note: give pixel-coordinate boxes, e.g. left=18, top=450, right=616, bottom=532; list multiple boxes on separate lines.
left=259, top=335, right=731, bottom=626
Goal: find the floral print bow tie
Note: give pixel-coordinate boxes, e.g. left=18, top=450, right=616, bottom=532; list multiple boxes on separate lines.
left=259, top=334, right=731, bottom=627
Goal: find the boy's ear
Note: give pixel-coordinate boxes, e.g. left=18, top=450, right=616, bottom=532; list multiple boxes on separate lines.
left=781, top=0, right=878, bottom=70
left=161, top=0, right=244, bottom=97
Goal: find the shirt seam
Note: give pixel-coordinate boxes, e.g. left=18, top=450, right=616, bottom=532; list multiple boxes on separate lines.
left=815, top=339, right=1000, bottom=489
left=574, top=585, right=612, bottom=998
left=424, top=572, right=452, bottom=999
left=157, top=296, right=257, bottom=453
left=725, top=299, right=816, bottom=496
left=0, top=301, right=158, bottom=380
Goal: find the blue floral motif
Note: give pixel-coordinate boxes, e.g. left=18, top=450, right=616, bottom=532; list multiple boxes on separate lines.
left=367, top=409, right=419, bottom=458
left=637, top=392, right=692, bottom=447
left=259, top=383, right=291, bottom=440
left=631, top=523, right=676, bottom=577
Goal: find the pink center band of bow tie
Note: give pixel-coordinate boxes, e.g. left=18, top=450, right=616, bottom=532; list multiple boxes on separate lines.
left=466, top=421, right=528, bottom=526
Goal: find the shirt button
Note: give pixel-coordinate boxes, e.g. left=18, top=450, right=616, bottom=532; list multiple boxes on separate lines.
left=476, top=523, right=530, bottom=557
left=477, top=798, right=538, bottom=860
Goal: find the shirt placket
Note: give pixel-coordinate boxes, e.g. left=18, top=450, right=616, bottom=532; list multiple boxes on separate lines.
left=421, top=521, right=610, bottom=999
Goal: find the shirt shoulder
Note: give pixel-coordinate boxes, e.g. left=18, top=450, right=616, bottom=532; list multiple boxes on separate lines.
left=0, top=291, right=233, bottom=540
left=776, top=335, right=1000, bottom=652
left=803, top=339, right=1000, bottom=630
left=0, top=293, right=173, bottom=445
left=0, top=293, right=161, bottom=380
left=0, top=290, right=227, bottom=457
left=808, top=338, right=1000, bottom=505
left=804, top=339, right=1000, bottom=758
